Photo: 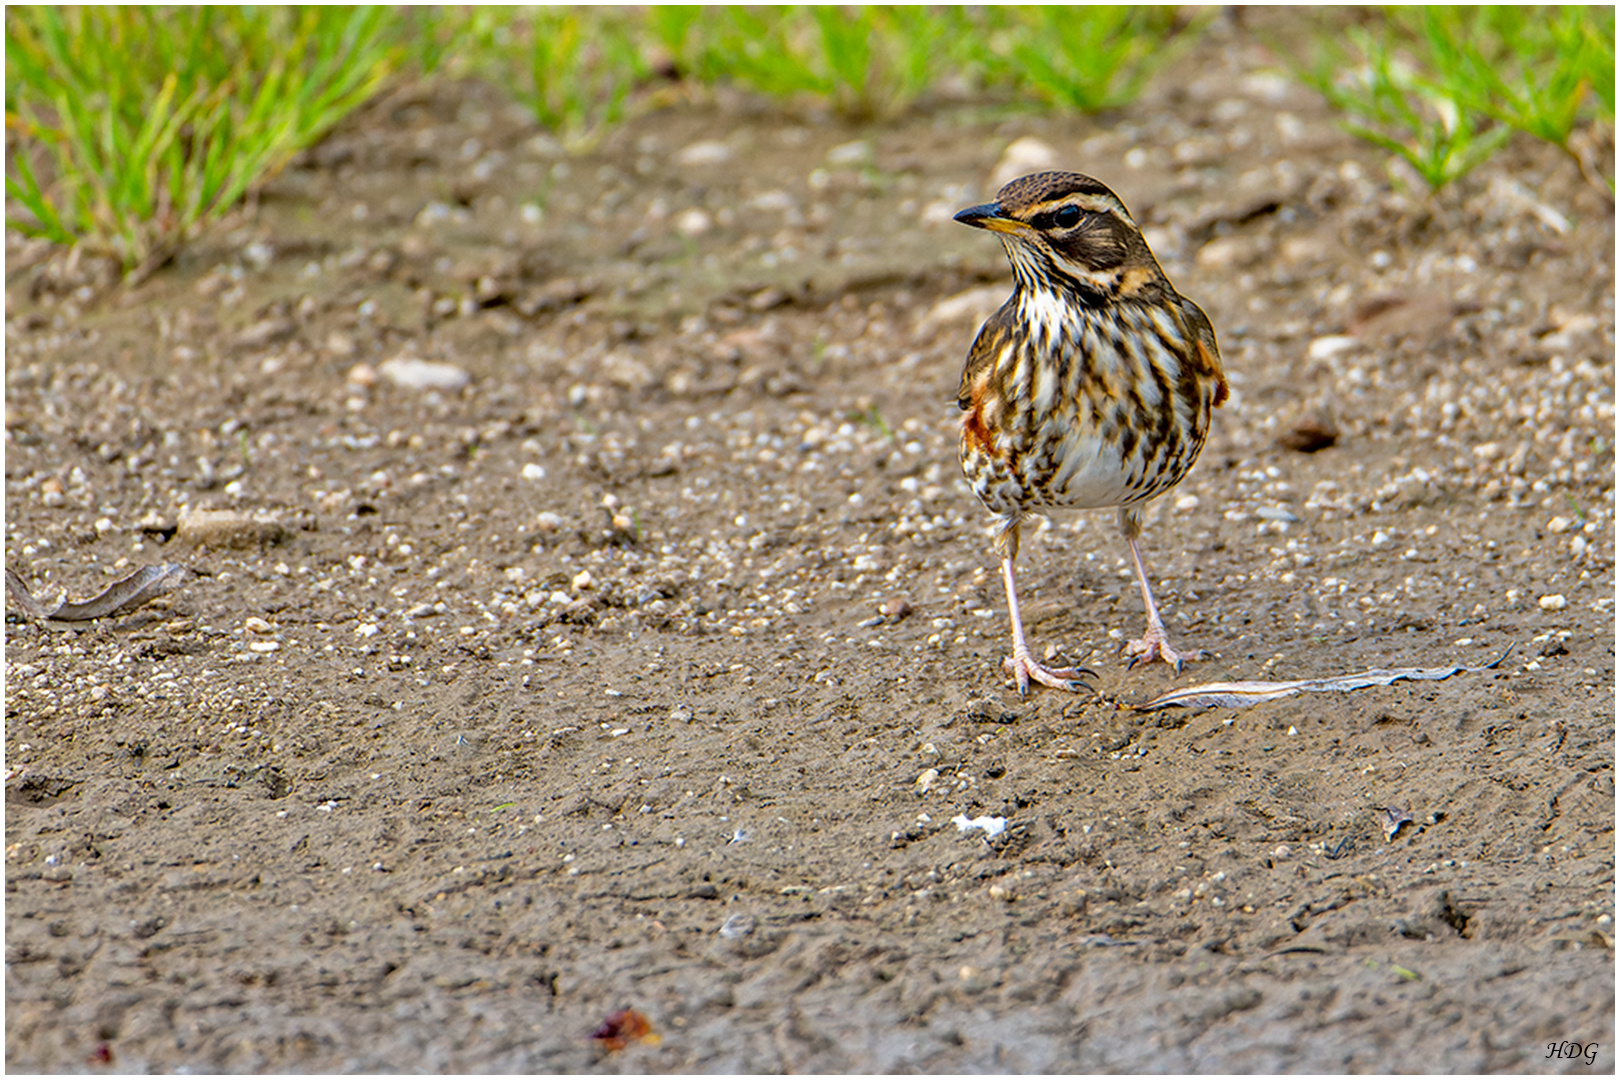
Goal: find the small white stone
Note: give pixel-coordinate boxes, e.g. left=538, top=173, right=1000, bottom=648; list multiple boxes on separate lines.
left=989, top=135, right=1057, bottom=190
left=355, top=622, right=380, bottom=637
left=1538, top=594, right=1567, bottom=611
left=378, top=357, right=470, bottom=392
left=826, top=139, right=872, bottom=166
left=1308, top=335, right=1357, bottom=361
left=1547, top=516, right=1574, bottom=534
left=572, top=569, right=593, bottom=591
left=674, top=207, right=713, bottom=237
left=675, top=139, right=732, bottom=166
left=521, top=463, right=547, bottom=481
left=747, top=189, right=796, bottom=212
left=917, top=285, right=1008, bottom=332
left=953, top=814, right=1006, bottom=838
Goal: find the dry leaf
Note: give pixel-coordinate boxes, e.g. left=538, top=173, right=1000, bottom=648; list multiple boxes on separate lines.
left=591, top=1008, right=659, bottom=1052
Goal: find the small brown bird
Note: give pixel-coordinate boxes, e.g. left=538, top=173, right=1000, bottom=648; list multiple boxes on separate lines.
left=954, top=171, right=1228, bottom=696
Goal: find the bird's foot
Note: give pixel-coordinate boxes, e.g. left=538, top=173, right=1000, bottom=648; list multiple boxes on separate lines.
left=1123, top=628, right=1203, bottom=674
left=1002, top=652, right=1097, bottom=698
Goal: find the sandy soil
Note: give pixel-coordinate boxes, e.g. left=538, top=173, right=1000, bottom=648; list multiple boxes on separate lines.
left=6, top=14, right=1615, bottom=1073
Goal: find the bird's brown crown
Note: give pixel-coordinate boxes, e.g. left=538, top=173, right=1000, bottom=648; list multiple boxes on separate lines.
left=954, top=171, right=1168, bottom=303
left=993, top=172, right=1159, bottom=281
left=992, top=171, right=1125, bottom=218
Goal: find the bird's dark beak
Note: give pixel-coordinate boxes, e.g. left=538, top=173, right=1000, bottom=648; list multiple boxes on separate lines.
left=954, top=201, right=1022, bottom=235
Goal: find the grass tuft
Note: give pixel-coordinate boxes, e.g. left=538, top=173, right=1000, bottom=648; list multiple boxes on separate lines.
left=5, top=6, right=400, bottom=271
left=1289, top=6, right=1614, bottom=191
left=968, top=6, right=1198, bottom=113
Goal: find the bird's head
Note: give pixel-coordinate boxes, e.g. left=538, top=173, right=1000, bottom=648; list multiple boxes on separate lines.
left=955, top=171, right=1164, bottom=300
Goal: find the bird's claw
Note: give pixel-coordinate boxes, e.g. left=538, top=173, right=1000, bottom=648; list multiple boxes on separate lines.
left=1002, top=654, right=1097, bottom=698
left=1123, top=634, right=1203, bottom=673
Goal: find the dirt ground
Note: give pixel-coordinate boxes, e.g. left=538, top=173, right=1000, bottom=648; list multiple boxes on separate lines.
left=5, top=14, right=1615, bottom=1074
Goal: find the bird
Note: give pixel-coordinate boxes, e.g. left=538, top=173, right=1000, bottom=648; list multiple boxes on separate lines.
left=952, top=171, right=1227, bottom=696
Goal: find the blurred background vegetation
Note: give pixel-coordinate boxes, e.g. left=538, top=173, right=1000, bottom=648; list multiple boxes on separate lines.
left=5, top=5, right=1614, bottom=274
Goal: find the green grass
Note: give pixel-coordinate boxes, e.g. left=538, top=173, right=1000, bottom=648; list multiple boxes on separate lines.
left=679, top=6, right=958, bottom=120
left=6, top=6, right=400, bottom=273
left=8, top=6, right=1610, bottom=277
left=7, top=5, right=1200, bottom=273
left=1289, top=5, right=1614, bottom=191
left=966, top=6, right=1200, bottom=113
left=457, top=7, right=648, bottom=151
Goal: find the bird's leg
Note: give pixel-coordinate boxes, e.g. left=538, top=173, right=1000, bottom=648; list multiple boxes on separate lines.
left=1119, top=507, right=1203, bottom=672
left=996, top=519, right=1095, bottom=697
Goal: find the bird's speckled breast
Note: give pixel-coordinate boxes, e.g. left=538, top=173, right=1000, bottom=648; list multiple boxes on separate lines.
left=958, top=290, right=1219, bottom=520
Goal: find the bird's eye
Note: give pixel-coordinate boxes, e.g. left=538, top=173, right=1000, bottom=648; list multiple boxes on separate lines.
left=1053, top=205, right=1083, bottom=228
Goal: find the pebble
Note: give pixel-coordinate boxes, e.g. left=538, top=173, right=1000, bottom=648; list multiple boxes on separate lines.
left=521, top=464, right=547, bottom=481
left=1196, top=235, right=1262, bottom=270
left=989, top=135, right=1057, bottom=191
left=1489, top=176, right=1570, bottom=235
left=1308, top=335, right=1358, bottom=360
left=917, top=285, right=1007, bottom=334
left=747, top=190, right=796, bottom=212
left=1538, top=595, right=1568, bottom=611
left=232, top=317, right=295, bottom=350
left=378, top=357, right=470, bottom=392
left=176, top=509, right=285, bottom=549
left=826, top=140, right=872, bottom=166
left=326, top=331, right=357, bottom=358
left=953, top=814, right=1006, bottom=838
left=675, top=140, right=732, bottom=166
left=674, top=208, right=713, bottom=237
